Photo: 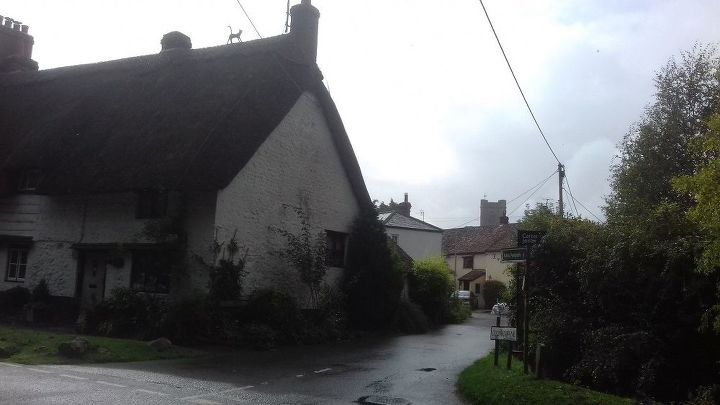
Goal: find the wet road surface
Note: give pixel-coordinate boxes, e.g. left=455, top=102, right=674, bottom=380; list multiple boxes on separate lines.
left=0, top=311, right=494, bottom=404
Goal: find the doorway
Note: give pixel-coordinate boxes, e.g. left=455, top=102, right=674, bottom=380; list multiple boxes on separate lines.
left=80, top=253, right=107, bottom=308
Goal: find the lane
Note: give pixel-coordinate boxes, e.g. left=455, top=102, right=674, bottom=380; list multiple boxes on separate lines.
left=0, top=311, right=494, bottom=404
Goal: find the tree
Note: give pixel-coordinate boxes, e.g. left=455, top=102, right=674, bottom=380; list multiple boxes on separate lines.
left=607, top=45, right=720, bottom=225
left=674, top=112, right=720, bottom=333
left=342, top=206, right=404, bottom=328
left=374, top=199, right=400, bottom=214
left=274, top=206, right=327, bottom=309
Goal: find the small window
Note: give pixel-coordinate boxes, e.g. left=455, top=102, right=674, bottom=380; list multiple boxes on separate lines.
left=475, top=284, right=481, bottom=294
left=6, top=247, right=28, bottom=282
left=136, top=190, right=168, bottom=219
left=391, top=234, right=399, bottom=244
left=462, top=256, right=473, bottom=269
left=131, top=251, right=171, bottom=293
left=18, top=169, right=41, bottom=191
left=326, top=231, right=347, bottom=267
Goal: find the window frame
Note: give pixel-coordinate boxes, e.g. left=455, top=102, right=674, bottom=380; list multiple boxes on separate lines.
left=135, top=189, right=169, bottom=219
left=391, top=234, right=399, bottom=244
left=325, top=230, right=347, bottom=268
left=462, top=256, right=474, bottom=269
left=5, top=247, right=29, bottom=282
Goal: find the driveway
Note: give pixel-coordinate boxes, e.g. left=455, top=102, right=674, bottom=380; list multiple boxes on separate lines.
left=0, top=311, right=495, bottom=404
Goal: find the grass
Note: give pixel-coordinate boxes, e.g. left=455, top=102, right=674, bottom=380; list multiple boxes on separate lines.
left=458, top=351, right=637, bottom=405
left=0, top=325, right=199, bottom=365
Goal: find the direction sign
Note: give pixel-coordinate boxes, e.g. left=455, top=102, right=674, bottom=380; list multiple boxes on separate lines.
left=517, top=230, right=546, bottom=247
left=490, top=326, right=517, bottom=341
left=501, top=248, right=526, bottom=262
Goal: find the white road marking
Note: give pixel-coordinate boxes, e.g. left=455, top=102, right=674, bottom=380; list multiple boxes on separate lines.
left=95, top=380, right=126, bottom=388
left=186, top=400, right=221, bottom=405
left=27, top=367, right=53, bottom=374
left=135, top=389, right=169, bottom=396
left=180, top=385, right=255, bottom=401
left=60, top=374, right=89, bottom=380
left=313, top=368, right=332, bottom=374
left=0, top=362, right=23, bottom=368
left=296, top=374, right=304, bottom=378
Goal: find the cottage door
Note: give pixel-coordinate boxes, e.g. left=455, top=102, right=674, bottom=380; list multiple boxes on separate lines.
left=81, top=253, right=107, bottom=308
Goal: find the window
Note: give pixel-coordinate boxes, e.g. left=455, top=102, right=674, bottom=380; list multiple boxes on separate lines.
left=6, top=247, right=28, bottom=282
left=462, top=256, right=473, bottom=269
left=391, top=234, right=399, bottom=244
left=136, top=190, right=168, bottom=219
left=130, top=251, right=170, bottom=293
left=326, top=231, right=347, bottom=267
left=475, top=284, right=481, bottom=294
left=18, top=169, right=41, bottom=191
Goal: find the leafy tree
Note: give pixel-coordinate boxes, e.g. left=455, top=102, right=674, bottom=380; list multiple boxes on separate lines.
left=607, top=45, right=720, bottom=225
left=674, top=113, right=720, bottom=333
left=342, top=206, right=404, bottom=328
left=274, top=206, right=328, bottom=308
left=374, top=199, right=401, bottom=214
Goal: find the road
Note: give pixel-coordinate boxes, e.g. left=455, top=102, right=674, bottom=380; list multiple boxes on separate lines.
left=0, top=311, right=494, bottom=404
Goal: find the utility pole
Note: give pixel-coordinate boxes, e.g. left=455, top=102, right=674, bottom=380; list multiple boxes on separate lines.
left=557, top=163, right=565, bottom=217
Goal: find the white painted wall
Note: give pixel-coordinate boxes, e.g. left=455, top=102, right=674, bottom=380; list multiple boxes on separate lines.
left=214, top=92, right=361, bottom=303
left=0, top=191, right=217, bottom=297
left=446, top=251, right=512, bottom=308
left=385, top=227, right=442, bottom=261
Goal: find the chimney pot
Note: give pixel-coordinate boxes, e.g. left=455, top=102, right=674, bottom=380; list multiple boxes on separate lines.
left=289, top=0, right=320, bottom=64
left=0, top=15, right=38, bottom=72
left=404, top=193, right=408, bottom=203
left=20, top=25, right=28, bottom=34
left=160, top=31, right=192, bottom=52
left=3, top=18, right=12, bottom=28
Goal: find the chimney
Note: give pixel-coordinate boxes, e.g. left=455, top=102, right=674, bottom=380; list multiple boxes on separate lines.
left=289, top=0, right=320, bottom=65
left=397, top=193, right=412, bottom=217
left=0, top=15, right=38, bottom=73
left=160, top=31, right=192, bottom=52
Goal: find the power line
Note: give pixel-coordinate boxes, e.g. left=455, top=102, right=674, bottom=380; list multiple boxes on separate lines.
left=563, top=179, right=602, bottom=222
left=507, top=172, right=556, bottom=216
left=453, top=217, right=481, bottom=228
left=477, top=0, right=561, bottom=164
left=562, top=176, right=580, bottom=218
left=561, top=187, right=579, bottom=217
left=234, top=0, right=262, bottom=38
left=507, top=169, right=559, bottom=205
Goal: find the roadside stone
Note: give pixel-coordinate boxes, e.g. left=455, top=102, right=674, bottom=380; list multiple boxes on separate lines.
left=147, top=337, right=173, bottom=352
left=58, top=337, right=90, bottom=358
left=0, top=344, right=20, bottom=358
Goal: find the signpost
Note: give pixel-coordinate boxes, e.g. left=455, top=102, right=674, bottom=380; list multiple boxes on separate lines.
left=516, top=230, right=545, bottom=375
left=490, top=327, right=517, bottom=341
left=501, top=248, right=526, bottom=262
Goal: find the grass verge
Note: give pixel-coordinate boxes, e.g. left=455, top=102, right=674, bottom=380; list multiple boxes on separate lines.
left=0, top=325, right=199, bottom=364
left=458, top=351, right=636, bottom=405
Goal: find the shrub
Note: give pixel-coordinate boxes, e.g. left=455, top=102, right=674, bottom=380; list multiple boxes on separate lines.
left=482, top=280, right=507, bottom=309
left=208, top=259, right=246, bottom=304
left=243, top=289, right=301, bottom=343
left=408, top=257, right=454, bottom=323
left=240, top=323, right=278, bottom=350
left=86, top=288, right=164, bottom=339
left=444, top=294, right=472, bottom=324
left=342, top=206, right=404, bottom=329
left=0, top=286, right=31, bottom=316
left=31, top=279, right=51, bottom=303
left=160, top=294, right=211, bottom=345
left=392, top=300, right=430, bottom=334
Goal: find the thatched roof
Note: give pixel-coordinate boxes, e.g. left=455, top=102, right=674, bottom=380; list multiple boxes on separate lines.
left=0, top=34, right=370, bottom=205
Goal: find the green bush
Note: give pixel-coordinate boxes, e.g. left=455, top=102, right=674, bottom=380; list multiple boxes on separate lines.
left=31, top=279, right=51, bottom=303
left=444, top=294, right=472, bottom=324
left=87, top=288, right=164, bottom=339
left=392, top=300, right=430, bottom=334
left=160, top=294, right=211, bottom=345
left=408, top=257, right=454, bottom=323
left=243, top=289, right=301, bottom=343
left=0, top=286, right=31, bottom=316
left=208, top=259, right=246, bottom=303
left=483, top=280, right=507, bottom=309
left=342, top=206, right=404, bottom=329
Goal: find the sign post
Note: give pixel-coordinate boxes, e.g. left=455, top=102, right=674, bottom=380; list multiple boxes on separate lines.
left=516, top=230, right=545, bottom=375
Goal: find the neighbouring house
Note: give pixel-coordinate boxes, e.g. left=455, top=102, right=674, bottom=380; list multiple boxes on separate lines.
left=0, top=1, right=371, bottom=308
left=442, top=222, right=517, bottom=307
left=378, top=194, right=443, bottom=261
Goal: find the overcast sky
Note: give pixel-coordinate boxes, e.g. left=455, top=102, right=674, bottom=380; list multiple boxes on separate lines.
left=4, top=0, right=720, bottom=227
